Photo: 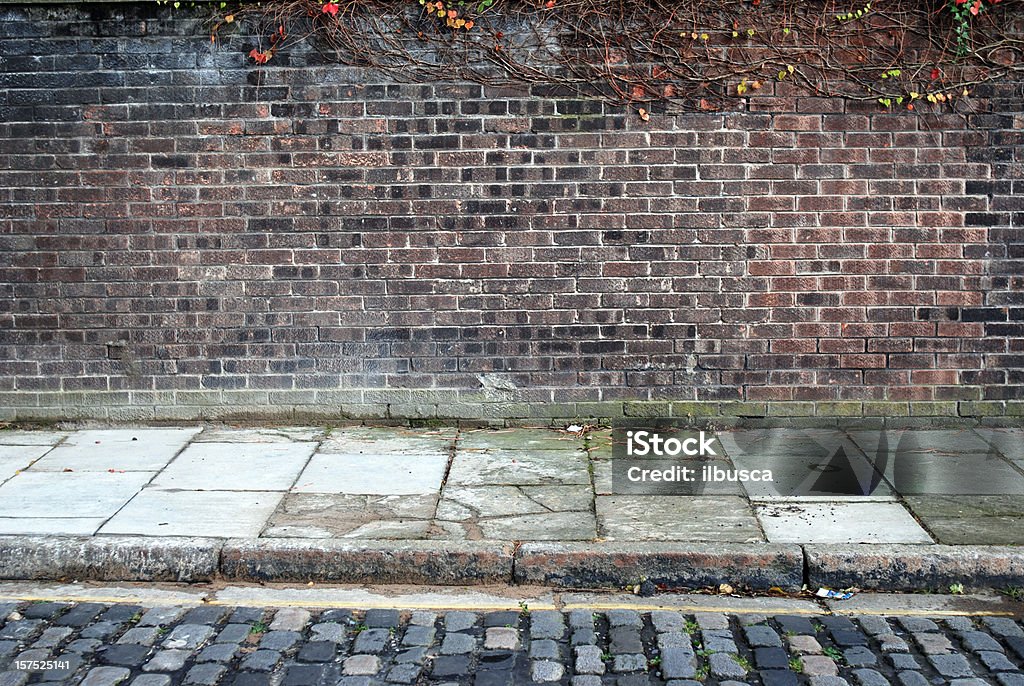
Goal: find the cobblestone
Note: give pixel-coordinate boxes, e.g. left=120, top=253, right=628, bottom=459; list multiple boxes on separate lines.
left=142, top=649, right=189, bottom=672
left=81, top=666, right=132, bottom=686
left=530, top=660, right=564, bottom=682
left=268, top=609, right=309, bottom=633
left=746, top=624, right=784, bottom=647
left=529, top=611, right=565, bottom=639
left=0, top=597, right=1021, bottom=686
left=929, top=653, right=976, bottom=678
left=709, top=653, right=747, bottom=678
left=803, top=655, right=840, bottom=676
left=439, top=632, right=475, bottom=654
left=574, top=645, right=605, bottom=675
left=443, top=611, right=477, bottom=633
left=529, top=638, right=559, bottom=659
left=961, top=630, right=1004, bottom=652
left=483, top=627, right=517, bottom=650
left=342, top=655, right=380, bottom=676
left=661, top=645, right=697, bottom=678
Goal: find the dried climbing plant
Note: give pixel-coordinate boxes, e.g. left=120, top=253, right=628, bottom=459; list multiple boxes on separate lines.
left=212, top=0, right=1024, bottom=111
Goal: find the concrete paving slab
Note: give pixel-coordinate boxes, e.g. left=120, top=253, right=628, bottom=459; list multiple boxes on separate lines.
left=319, top=427, right=454, bottom=455
left=848, top=429, right=995, bottom=457
left=904, top=495, right=1024, bottom=517
left=435, top=485, right=596, bottom=540
left=447, top=449, right=590, bottom=487
left=756, top=502, right=932, bottom=544
left=729, top=453, right=893, bottom=499
left=435, top=511, right=597, bottom=541
left=293, top=453, right=448, bottom=494
left=596, top=496, right=763, bottom=543
left=436, top=485, right=593, bottom=521
left=458, top=428, right=583, bottom=451
left=903, top=496, right=1024, bottom=544
left=912, top=516, right=1024, bottom=546
left=0, top=518, right=105, bottom=536
left=593, top=459, right=613, bottom=495
left=151, top=442, right=315, bottom=491
left=877, top=452, right=1024, bottom=495
left=587, top=429, right=613, bottom=460
left=0, top=431, right=67, bottom=446
left=99, top=489, right=282, bottom=538
left=30, top=429, right=200, bottom=472
left=720, top=429, right=865, bottom=459
left=263, top=493, right=437, bottom=539
left=193, top=427, right=327, bottom=443
left=0, top=471, right=154, bottom=518
left=978, top=428, right=1024, bottom=461
left=0, top=445, right=54, bottom=483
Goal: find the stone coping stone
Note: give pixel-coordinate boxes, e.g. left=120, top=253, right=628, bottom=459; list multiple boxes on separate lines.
left=806, top=544, right=1024, bottom=590
left=0, top=535, right=221, bottom=582
left=2, top=535, right=1023, bottom=591
left=513, top=541, right=805, bottom=590
left=220, top=538, right=515, bottom=585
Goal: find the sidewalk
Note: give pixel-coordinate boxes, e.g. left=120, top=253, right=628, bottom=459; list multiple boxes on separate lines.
left=0, top=425, right=1022, bottom=591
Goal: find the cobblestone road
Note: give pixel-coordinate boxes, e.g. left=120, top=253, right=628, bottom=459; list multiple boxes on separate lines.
left=1, top=599, right=1023, bottom=685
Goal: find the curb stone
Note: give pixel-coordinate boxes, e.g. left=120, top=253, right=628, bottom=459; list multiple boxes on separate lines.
left=2, top=537, right=1023, bottom=590
left=0, top=536, right=221, bottom=582
left=806, top=544, right=1024, bottom=590
left=219, top=538, right=515, bottom=585
left=513, top=542, right=805, bottom=590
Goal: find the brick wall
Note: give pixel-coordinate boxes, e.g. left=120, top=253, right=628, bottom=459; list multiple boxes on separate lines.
left=0, top=4, right=1022, bottom=423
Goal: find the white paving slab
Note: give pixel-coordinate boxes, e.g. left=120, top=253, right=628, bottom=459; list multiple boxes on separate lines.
left=0, top=431, right=68, bottom=446
left=292, top=453, right=448, bottom=495
left=30, top=428, right=201, bottom=472
left=0, top=470, right=154, bottom=518
left=151, top=442, right=315, bottom=491
left=0, top=517, right=105, bottom=535
left=755, top=501, right=933, bottom=543
left=0, top=445, right=55, bottom=482
left=100, top=489, right=283, bottom=537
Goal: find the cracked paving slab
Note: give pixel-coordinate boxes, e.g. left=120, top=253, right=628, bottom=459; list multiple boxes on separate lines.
left=192, top=427, right=327, bottom=443
left=263, top=493, right=438, bottom=539
left=433, top=485, right=597, bottom=541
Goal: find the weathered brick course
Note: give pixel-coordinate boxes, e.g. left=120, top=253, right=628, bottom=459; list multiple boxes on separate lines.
left=0, top=4, right=1021, bottom=422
